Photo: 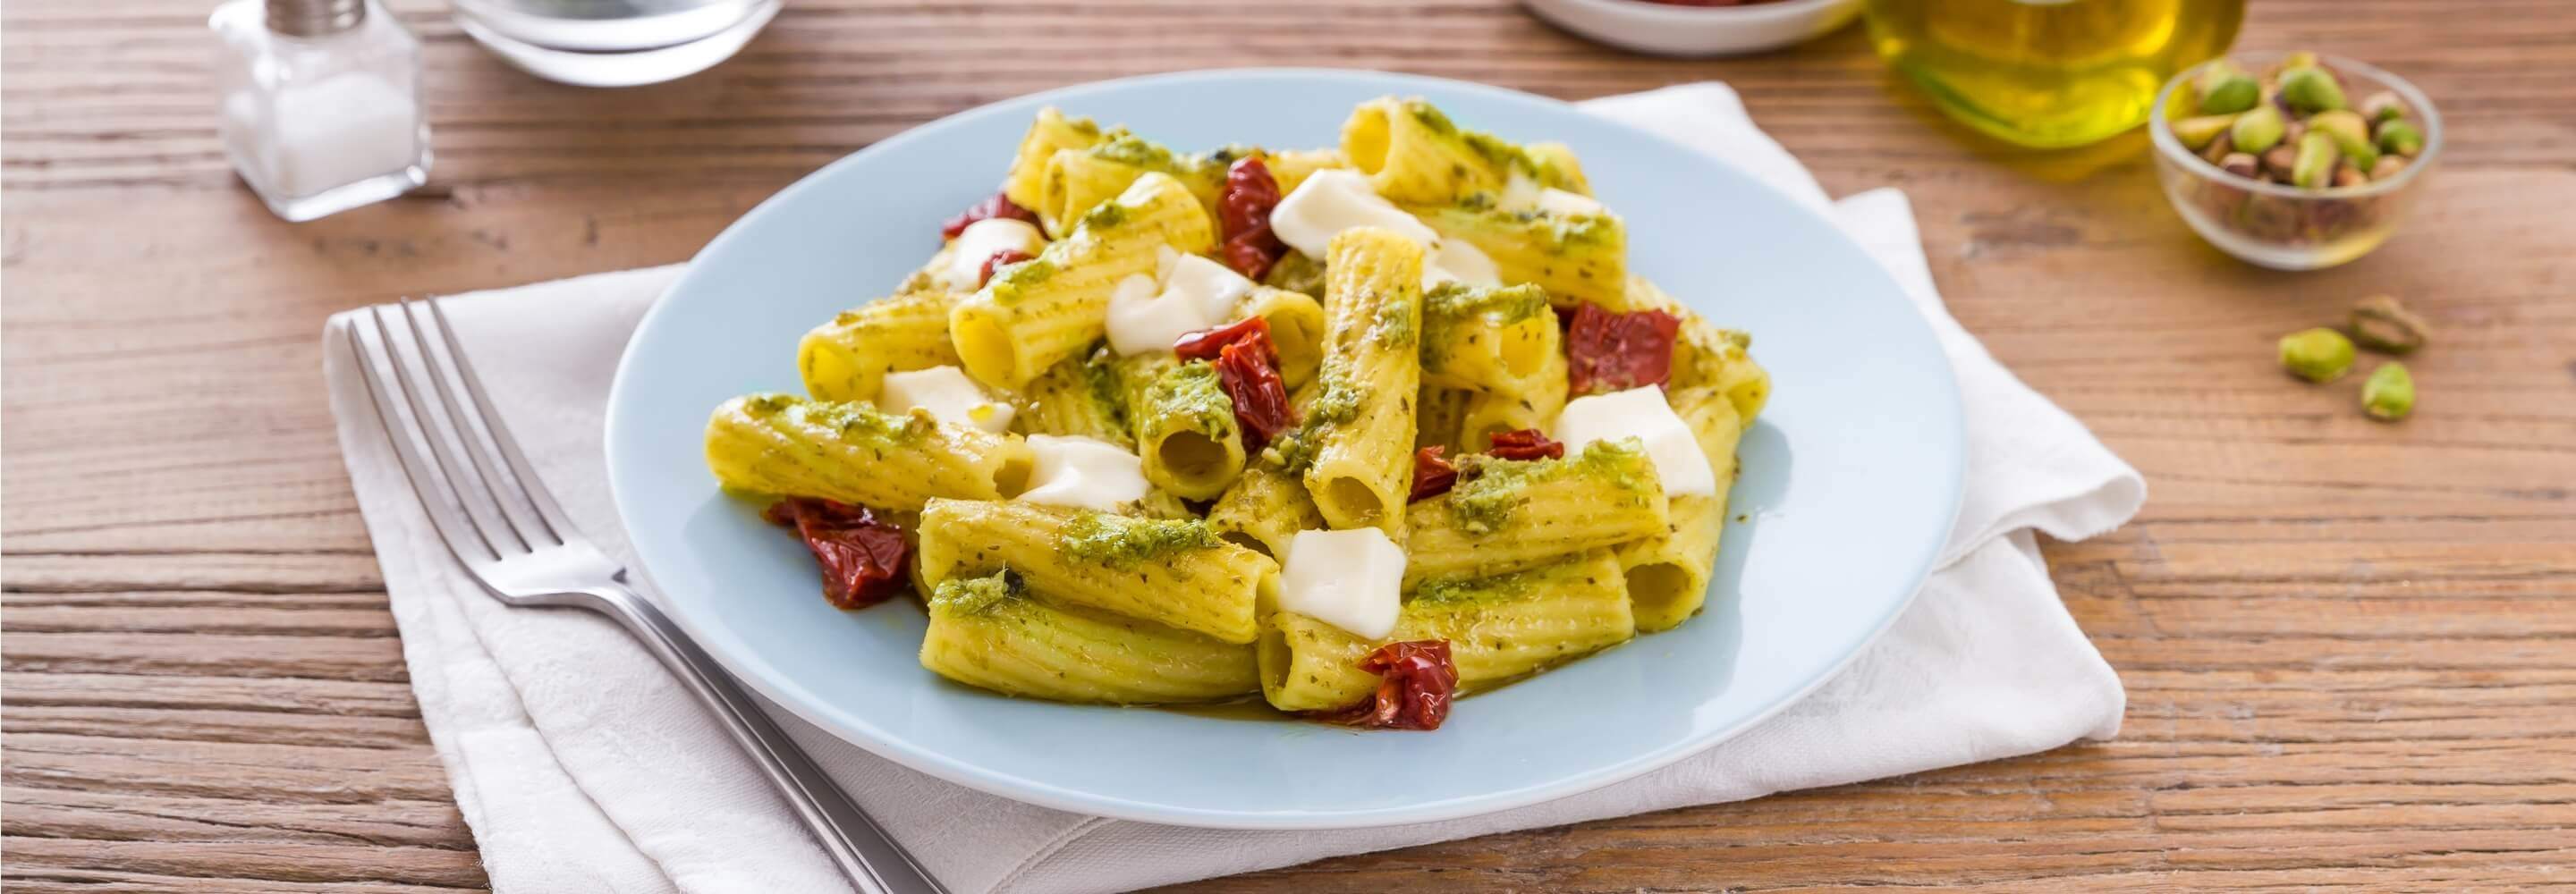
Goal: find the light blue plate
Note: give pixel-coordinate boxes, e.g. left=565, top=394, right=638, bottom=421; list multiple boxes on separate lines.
left=606, top=70, right=1964, bottom=830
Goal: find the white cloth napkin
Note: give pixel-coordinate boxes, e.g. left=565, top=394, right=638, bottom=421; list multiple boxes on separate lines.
left=324, top=83, right=2144, bottom=894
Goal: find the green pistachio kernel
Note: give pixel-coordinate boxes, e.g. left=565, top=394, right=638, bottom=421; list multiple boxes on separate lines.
left=2278, top=327, right=2356, bottom=383
left=2361, top=362, right=2414, bottom=421
left=2228, top=105, right=2286, bottom=155
left=2198, top=73, right=2262, bottom=115
left=2375, top=119, right=2424, bottom=157
left=2171, top=114, right=2238, bottom=150
left=2278, top=66, right=2348, bottom=113
left=2291, top=131, right=2342, bottom=190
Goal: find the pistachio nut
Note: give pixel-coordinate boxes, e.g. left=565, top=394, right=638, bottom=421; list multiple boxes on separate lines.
left=2377, top=119, right=2425, bottom=156
left=2230, top=105, right=2287, bottom=155
left=2262, top=144, right=2299, bottom=181
left=2357, top=90, right=2407, bottom=124
left=2332, top=164, right=2367, bottom=189
left=2172, top=114, right=2237, bottom=150
left=2307, top=110, right=2378, bottom=171
left=2361, top=361, right=2414, bottom=420
left=2280, top=327, right=2357, bottom=383
left=2279, top=66, right=2348, bottom=113
left=2284, top=50, right=2320, bottom=71
left=2201, top=128, right=2236, bottom=164
left=2292, top=131, right=2342, bottom=190
left=2199, top=73, right=2262, bottom=115
left=2350, top=294, right=2430, bottom=354
left=2197, top=59, right=2250, bottom=97
left=2281, top=118, right=2307, bottom=148
left=2368, top=155, right=2407, bottom=181
left=2220, top=152, right=2260, bottom=180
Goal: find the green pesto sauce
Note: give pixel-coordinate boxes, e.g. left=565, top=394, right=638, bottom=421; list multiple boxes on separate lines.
left=1261, top=251, right=1326, bottom=299
left=1411, top=566, right=1540, bottom=605
left=1403, top=99, right=1459, bottom=136
left=1057, top=511, right=1222, bottom=566
left=789, top=397, right=934, bottom=448
left=1080, top=349, right=1130, bottom=431
left=930, top=569, right=1023, bottom=617
left=1088, top=129, right=1181, bottom=171
left=1369, top=294, right=1417, bottom=349
left=987, top=255, right=1062, bottom=308
left=1147, top=360, right=1233, bottom=434
left=1307, top=375, right=1362, bottom=426
left=1080, top=201, right=1130, bottom=232
left=1448, top=439, right=1649, bottom=535
left=1420, top=283, right=1546, bottom=368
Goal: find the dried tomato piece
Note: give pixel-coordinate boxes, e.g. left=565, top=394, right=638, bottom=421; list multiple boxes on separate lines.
left=1214, top=331, right=1292, bottom=451
left=1409, top=446, right=1459, bottom=502
left=1564, top=303, right=1682, bottom=395
left=940, top=191, right=1039, bottom=240
left=1173, top=316, right=1270, bottom=362
left=977, top=249, right=1035, bottom=287
left=1308, top=640, right=1460, bottom=730
left=1216, top=157, right=1288, bottom=280
left=1484, top=428, right=1566, bottom=462
left=762, top=498, right=911, bottom=610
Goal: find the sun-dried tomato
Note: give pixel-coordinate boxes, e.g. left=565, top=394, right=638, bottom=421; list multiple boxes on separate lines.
left=940, top=191, right=1039, bottom=240
left=977, top=249, right=1035, bottom=287
left=1564, top=303, right=1682, bottom=395
left=762, top=498, right=911, bottom=610
left=1216, top=157, right=1288, bottom=280
left=1179, top=317, right=1294, bottom=450
left=1309, top=640, right=1460, bottom=730
left=1173, top=316, right=1268, bottom=362
left=1409, top=445, right=1459, bottom=502
left=1484, top=428, right=1566, bottom=462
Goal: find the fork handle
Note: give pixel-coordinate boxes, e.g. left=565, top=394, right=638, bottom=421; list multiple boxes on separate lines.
left=577, top=583, right=949, bottom=894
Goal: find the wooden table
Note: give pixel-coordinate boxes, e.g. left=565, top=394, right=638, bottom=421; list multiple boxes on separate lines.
left=7, top=1, right=2572, bottom=890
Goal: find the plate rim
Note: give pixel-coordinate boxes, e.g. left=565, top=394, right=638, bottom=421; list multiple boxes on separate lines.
left=605, top=67, right=1969, bottom=830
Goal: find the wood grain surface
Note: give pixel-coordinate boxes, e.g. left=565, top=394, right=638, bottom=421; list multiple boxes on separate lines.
left=6, top=0, right=2574, bottom=890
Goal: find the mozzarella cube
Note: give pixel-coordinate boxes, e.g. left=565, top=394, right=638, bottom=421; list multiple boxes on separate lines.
left=1552, top=386, right=1716, bottom=498
left=1268, top=169, right=1440, bottom=259
left=1015, top=434, right=1149, bottom=511
left=1276, top=527, right=1407, bottom=640
left=877, top=366, right=1014, bottom=434
left=1162, top=252, right=1256, bottom=323
left=934, top=218, right=1046, bottom=291
left=1424, top=238, right=1502, bottom=290
left=1105, top=252, right=1258, bottom=356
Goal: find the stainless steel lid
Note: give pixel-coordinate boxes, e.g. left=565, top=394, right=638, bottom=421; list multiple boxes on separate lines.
left=267, top=0, right=365, bottom=37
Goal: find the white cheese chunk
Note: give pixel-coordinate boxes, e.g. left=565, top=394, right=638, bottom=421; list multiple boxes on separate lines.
left=1276, top=527, right=1407, bottom=640
left=1269, top=169, right=1440, bottom=259
left=877, top=365, right=1015, bottom=434
left=1105, top=250, right=1256, bottom=356
left=1015, top=434, right=1149, bottom=511
left=1423, top=238, right=1502, bottom=290
left=1552, top=386, right=1716, bottom=498
left=1534, top=187, right=1607, bottom=218
left=933, top=218, right=1046, bottom=291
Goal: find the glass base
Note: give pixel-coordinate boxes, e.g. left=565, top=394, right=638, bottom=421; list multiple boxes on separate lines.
left=250, top=159, right=432, bottom=223
left=454, top=0, right=780, bottom=88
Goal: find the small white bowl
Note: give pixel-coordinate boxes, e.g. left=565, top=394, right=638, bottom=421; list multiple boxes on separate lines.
left=1521, top=0, right=1860, bottom=57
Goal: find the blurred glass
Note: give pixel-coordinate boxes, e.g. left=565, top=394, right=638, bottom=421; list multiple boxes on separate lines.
left=1866, top=0, right=2243, bottom=148
left=452, top=0, right=781, bottom=87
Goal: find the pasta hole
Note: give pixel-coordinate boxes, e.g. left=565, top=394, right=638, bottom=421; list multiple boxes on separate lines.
left=953, top=316, right=1016, bottom=387
left=1624, top=562, right=1691, bottom=616
left=1256, top=623, right=1293, bottom=697
left=1158, top=432, right=1228, bottom=480
left=1324, top=477, right=1385, bottom=527
left=1345, top=107, right=1392, bottom=175
left=1499, top=329, right=1547, bottom=379
left=1221, top=531, right=1271, bottom=558
left=992, top=450, right=1033, bottom=499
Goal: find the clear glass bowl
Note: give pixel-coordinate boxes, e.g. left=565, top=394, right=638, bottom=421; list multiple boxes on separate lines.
left=2149, top=51, right=2442, bottom=270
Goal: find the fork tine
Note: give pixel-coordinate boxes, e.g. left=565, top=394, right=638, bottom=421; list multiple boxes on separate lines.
left=421, top=295, right=584, bottom=540
left=344, top=321, right=504, bottom=567
left=398, top=298, right=561, bottom=548
left=369, top=305, right=531, bottom=558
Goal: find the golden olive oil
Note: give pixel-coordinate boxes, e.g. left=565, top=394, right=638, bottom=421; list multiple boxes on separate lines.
left=1867, top=0, right=2243, bottom=148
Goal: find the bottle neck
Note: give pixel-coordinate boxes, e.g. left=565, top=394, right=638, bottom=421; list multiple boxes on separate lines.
left=267, top=0, right=365, bottom=38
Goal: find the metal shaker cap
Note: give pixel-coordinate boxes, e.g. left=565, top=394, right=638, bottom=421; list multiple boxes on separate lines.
left=267, top=0, right=365, bottom=37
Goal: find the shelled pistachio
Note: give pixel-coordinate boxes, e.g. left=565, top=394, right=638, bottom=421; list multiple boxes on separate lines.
left=2182, top=52, right=2427, bottom=191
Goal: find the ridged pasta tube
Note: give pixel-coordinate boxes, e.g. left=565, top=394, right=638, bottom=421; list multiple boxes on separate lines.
left=923, top=569, right=1258, bottom=704
left=1623, top=277, right=1768, bottom=421
left=1236, top=286, right=1327, bottom=389
left=1456, top=348, right=1568, bottom=451
left=1408, top=203, right=1628, bottom=309
left=1034, top=130, right=1224, bottom=238
left=797, top=290, right=963, bottom=402
left=950, top=173, right=1217, bottom=389
left=1205, top=464, right=1326, bottom=559
left=1404, top=440, right=1667, bottom=586
left=703, top=394, right=1034, bottom=512
left=1339, top=97, right=1588, bottom=205
left=1263, top=147, right=1347, bottom=196
left=1613, top=385, right=1746, bottom=632
left=1118, top=353, right=1248, bottom=501
left=915, top=499, right=1274, bottom=644
left=1419, top=283, right=1559, bottom=399
left=1010, top=346, right=1132, bottom=448
left=1301, top=227, right=1425, bottom=535
left=1002, top=107, right=1104, bottom=214
left=1258, top=551, right=1635, bottom=712
left=1415, top=384, right=1472, bottom=453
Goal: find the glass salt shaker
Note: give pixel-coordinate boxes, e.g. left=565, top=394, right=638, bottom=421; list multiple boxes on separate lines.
left=211, top=0, right=432, bottom=222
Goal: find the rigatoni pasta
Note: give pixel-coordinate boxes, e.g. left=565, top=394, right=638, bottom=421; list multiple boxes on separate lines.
left=701, top=97, right=1767, bottom=730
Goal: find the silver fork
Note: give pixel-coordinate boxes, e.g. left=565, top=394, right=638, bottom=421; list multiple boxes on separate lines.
left=345, top=298, right=946, bottom=894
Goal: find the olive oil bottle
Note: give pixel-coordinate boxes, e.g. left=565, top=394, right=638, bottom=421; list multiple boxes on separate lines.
left=1867, top=0, right=2243, bottom=148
